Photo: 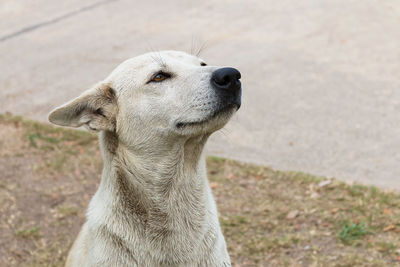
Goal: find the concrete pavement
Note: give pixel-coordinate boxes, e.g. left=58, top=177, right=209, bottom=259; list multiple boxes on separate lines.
left=1, top=0, right=399, bottom=189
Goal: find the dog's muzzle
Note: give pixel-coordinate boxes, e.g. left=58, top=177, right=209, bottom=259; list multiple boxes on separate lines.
left=211, top=67, right=242, bottom=109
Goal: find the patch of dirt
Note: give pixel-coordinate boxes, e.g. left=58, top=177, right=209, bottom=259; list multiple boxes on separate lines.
left=0, top=114, right=100, bottom=266
left=0, top=114, right=400, bottom=266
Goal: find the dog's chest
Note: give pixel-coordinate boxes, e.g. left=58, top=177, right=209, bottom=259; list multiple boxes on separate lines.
left=90, top=192, right=211, bottom=264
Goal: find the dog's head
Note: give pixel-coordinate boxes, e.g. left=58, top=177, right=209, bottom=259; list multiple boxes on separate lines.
left=49, top=51, right=241, bottom=146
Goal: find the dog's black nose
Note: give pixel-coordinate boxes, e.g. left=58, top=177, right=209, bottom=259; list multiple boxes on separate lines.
left=211, top=67, right=241, bottom=92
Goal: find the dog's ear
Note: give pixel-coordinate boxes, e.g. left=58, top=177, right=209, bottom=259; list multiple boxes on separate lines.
left=48, top=83, right=117, bottom=132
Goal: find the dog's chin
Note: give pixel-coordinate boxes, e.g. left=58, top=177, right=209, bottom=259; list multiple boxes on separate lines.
left=175, top=103, right=239, bottom=134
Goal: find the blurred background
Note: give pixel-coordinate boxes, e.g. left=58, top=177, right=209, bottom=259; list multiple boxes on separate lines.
left=1, top=0, right=399, bottom=189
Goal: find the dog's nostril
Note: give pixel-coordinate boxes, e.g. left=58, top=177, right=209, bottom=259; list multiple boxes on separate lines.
left=222, top=76, right=231, bottom=85
left=214, top=75, right=230, bottom=86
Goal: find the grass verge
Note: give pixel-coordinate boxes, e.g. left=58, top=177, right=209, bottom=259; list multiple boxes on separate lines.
left=0, top=113, right=399, bottom=266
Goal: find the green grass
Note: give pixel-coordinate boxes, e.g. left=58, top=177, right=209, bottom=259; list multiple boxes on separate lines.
left=338, top=220, right=368, bottom=244
left=29, top=133, right=60, bottom=147
left=15, top=227, right=41, bottom=239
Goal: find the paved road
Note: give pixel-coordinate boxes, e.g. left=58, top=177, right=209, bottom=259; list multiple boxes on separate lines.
left=1, top=0, right=399, bottom=189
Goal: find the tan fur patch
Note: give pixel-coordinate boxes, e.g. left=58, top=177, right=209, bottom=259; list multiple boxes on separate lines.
left=114, top=167, right=148, bottom=219
left=102, top=130, right=119, bottom=155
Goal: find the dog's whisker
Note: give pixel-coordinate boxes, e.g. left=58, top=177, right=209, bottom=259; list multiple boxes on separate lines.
left=196, top=40, right=209, bottom=57
left=190, top=36, right=195, bottom=55
left=144, top=39, right=157, bottom=54
left=143, top=42, right=166, bottom=68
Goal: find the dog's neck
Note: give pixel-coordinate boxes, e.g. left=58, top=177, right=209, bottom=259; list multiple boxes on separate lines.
left=97, top=131, right=211, bottom=222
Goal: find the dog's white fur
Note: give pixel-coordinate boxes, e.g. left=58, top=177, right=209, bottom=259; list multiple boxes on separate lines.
left=49, top=51, right=239, bottom=266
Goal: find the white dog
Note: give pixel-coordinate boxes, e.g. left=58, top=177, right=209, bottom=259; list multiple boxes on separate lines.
left=48, top=50, right=242, bottom=266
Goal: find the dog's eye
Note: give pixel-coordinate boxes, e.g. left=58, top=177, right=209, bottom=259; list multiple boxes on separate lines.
left=200, top=62, right=207, bottom=66
left=151, top=72, right=170, bottom=83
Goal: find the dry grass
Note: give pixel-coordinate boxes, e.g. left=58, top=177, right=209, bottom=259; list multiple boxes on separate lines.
left=0, top=113, right=399, bottom=266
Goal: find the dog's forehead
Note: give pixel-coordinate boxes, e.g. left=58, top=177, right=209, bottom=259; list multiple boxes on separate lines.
left=106, top=51, right=204, bottom=87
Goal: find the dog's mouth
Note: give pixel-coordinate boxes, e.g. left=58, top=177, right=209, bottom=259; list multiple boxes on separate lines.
left=176, top=103, right=240, bottom=129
